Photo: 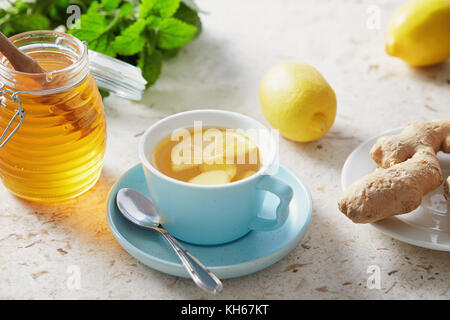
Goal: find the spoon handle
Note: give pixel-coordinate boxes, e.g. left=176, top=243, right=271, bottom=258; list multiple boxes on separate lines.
left=155, top=227, right=223, bottom=294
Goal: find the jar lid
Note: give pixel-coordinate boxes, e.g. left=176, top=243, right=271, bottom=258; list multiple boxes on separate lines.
left=88, top=50, right=147, bottom=101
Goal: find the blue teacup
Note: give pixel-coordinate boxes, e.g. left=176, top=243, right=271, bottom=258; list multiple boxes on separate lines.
left=139, top=109, right=293, bottom=245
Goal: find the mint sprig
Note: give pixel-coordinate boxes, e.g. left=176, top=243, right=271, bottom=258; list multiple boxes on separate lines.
left=69, top=0, right=201, bottom=87
left=0, top=0, right=202, bottom=88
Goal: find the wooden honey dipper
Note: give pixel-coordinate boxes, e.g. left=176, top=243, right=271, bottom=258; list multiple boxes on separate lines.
left=0, top=31, right=44, bottom=73
left=0, top=31, right=97, bottom=140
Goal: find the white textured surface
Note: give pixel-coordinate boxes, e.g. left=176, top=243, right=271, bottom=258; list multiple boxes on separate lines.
left=0, top=0, right=449, bottom=299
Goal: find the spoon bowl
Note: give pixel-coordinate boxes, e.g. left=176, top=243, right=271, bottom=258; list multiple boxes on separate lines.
left=117, top=188, right=160, bottom=228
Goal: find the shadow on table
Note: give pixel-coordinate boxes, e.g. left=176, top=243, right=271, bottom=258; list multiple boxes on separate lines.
left=18, top=168, right=117, bottom=240
left=283, top=119, right=364, bottom=173
left=408, top=60, right=450, bottom=87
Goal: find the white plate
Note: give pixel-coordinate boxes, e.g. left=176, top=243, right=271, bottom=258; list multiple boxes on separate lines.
left=341, top=128, right=450, bottom=251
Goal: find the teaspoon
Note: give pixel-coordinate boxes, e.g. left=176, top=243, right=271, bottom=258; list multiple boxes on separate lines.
left=116, top=188, right=223, bottom=294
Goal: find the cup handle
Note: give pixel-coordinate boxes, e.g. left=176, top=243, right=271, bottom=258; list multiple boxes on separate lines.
left=249, top=175, right=293, bottom=231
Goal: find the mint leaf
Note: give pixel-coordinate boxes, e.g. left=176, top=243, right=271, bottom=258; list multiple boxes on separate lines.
left=138, top=46, right=163, bottom=86
left=146, top=15, right=162, bottom=28
left=7, top=13, right=50, bottom=34
left=69, top=1, right=119, bottom=56
left=157, top=17, right=197, bottom=49
left=90, top=32, right=116, bottom=56
left=112, top=20, right=147, bottom=56
left=102, top=0, right=121, bottom=11
left=119, top=3, right=134, bottom=18
left=160, top=47, right=180, bottom=59
left=69, top=2, right=109, bottom=42
left=49, top=0, right=70, bottom=21
left=139, top=0, right=156, bottom=19
left=99, top=88, right=110, bottom=99
left=153, top=0, right=181, bottom=18
left=174, top=3, right=202, bottom=36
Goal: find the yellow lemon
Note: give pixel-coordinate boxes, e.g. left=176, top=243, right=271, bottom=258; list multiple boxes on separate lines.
left=202, top=131, right=258, bottom=163
left=259, top=62, right=336, bottom=142
left=170, top=140, right=201, bottom=172
left=386, top=0, right=450, bottom=66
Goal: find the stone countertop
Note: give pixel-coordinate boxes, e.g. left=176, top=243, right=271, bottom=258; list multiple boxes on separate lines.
left=0, top=0, right=449, bottom=299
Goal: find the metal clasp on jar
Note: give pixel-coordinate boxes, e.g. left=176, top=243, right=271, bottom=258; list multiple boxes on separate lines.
left=0, top=83, right=25, bottom=148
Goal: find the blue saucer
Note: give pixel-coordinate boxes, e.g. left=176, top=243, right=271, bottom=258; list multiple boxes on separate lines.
left=107, top=164, right=312, bottom=279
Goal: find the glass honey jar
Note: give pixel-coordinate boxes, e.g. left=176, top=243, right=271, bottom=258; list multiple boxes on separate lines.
left=0, top=31, right=107, bottom=202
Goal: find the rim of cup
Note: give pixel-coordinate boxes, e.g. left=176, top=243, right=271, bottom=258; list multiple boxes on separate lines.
left=138, top=109, right=278, bottom=189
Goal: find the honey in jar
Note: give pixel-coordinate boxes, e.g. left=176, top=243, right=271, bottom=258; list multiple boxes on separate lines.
left=0, top=31, right=106, bottom=202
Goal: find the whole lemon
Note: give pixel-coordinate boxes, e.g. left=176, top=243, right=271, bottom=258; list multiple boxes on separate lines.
left=386, top=0, right=450, bottom=66
left=259, top=62, right=336, bottom=142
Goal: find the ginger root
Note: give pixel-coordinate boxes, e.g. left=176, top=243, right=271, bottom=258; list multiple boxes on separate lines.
left=339, top=120, right=450, bottom=223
